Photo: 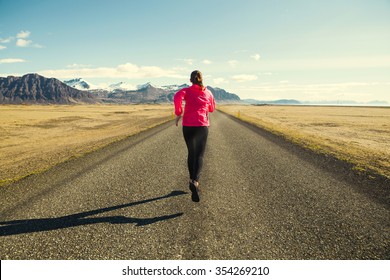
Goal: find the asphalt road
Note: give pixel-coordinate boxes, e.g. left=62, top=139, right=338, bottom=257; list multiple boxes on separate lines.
left=0, top=111, right=389, bottom=260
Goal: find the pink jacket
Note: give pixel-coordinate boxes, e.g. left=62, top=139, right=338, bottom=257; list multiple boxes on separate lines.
left=174, top=84, right=216, bottom=126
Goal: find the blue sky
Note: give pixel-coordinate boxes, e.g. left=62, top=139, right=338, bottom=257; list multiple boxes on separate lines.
left=1, top=0, right=389, bottom=102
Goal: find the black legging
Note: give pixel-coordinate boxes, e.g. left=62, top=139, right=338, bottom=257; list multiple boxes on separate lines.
left=182, top=126, right=209, bottom=182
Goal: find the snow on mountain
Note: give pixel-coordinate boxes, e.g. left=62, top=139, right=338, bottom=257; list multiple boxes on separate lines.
left=161, top=84, right=188, bottom=91
left=136, top=82, right=160, bottom=90
left=32, top=77, right=241, bottom=103
left=108, top=82, right=136, bottom=91
left=64, top=78, right=190, bottom=93
left=63, top=78, right=97, bottom=90
left=2, top=74, right=97, bottom=104
left=132, top=82, right=188, bottom=92
left=63, top=80, right=240, bottom=101
left=65, top=79, right=137, bottom=91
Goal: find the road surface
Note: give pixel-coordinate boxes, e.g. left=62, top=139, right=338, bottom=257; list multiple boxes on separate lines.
left=1, top=111, right=389, bottom=259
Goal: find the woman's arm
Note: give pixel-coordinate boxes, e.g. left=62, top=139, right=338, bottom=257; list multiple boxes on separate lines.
left=175, top=115, right=181, bottom=126
left=173, top=89, right=186, bottom=126
left=208, top=93, right=216, bottom=113
left=173, top=89, right=185, bottom=116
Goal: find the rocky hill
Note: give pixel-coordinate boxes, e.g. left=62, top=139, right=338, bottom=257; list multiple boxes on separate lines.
left=0, top=74, right=97, bottom=104
left=206, top=86, right=240, bottom=102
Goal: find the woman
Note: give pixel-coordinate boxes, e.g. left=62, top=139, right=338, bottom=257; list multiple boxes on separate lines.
left=174, top=70, right=216, bottom=202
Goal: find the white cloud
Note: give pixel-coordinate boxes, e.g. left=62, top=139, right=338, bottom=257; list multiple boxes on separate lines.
left=37, top=62, right=185, bottom=79
left=66, top=63, right=92, bottom=69
left=16, top=39, right=32, bottom=47
left=176, top=58, right=194, bottom=65
left=14, top=30, right=43, bottom=48
left=172, top=66, right=188, bottom=72
left=251, top=53, right=261, bottom=61
left=213, top=78, right=227, bottom=85
left=234, top=49, right=248, bottom=54
left=0, top=45, right=6, bottom=50
left=232, top=74, right=258, bottom=82
left=265, top=56, right=390, bottom=70
left=16, top=31, right=31, bottom=39
left=0, top=58, right=26, bottom=64
left=0, top=37, right=13, bottom=43
left=202, top=59, right=212, bottom=65
left=32, top=43, right=44, bottom=48
left=228, top=60, right=238, bottom=67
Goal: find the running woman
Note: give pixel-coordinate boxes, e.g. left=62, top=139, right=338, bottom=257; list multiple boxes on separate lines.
left=174, top=70, right=216, bottom=202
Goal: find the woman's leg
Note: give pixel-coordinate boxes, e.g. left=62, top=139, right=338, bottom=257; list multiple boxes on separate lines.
left=183, top=126, right=196, bottom=181
left=193, top=126, right=208, bottom=182
left=182, top=126, right=209, bottom=182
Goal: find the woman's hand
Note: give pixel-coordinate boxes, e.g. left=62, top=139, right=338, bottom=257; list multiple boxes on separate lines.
left=175, top=115, right=181, bottom=126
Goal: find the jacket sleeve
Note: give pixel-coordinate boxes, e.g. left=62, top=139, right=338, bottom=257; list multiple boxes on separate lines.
left=173, top=89, right=186, bottom=116
left=208, top=93, right=216, bottom=113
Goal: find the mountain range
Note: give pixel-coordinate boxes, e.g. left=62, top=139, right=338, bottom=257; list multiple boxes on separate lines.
left=241, top=98, right=389, bottom=106
left=242, top=99, right=301, bottom=105
left=63, top=78, right=241, bottom=104
left=0, top=74, right=241, bottom=104
left=0, top=74, right=96, bottom=104
left=4, top=74, right=384, bottom=106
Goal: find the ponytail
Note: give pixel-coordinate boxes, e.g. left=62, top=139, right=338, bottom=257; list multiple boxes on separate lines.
left=190, top=70, right=204, bottom=89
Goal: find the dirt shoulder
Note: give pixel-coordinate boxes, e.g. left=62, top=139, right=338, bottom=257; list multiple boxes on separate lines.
left=218, top=105, right=390, bottom=180
left=0, top=104, right=173, bottom=186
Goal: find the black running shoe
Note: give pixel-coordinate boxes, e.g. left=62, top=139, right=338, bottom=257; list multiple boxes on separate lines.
left=189, top=182, right=200, bottom=202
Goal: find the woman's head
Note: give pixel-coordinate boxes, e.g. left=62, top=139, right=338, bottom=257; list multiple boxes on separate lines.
left=190, top=70, right=204, bottom=88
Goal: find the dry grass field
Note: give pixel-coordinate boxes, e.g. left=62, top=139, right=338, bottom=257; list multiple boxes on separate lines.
left=219, top=105, right=390, bottom=180
left=0, top=104, right=173, bottom=186
left=1, top=104, right=389, bottom=186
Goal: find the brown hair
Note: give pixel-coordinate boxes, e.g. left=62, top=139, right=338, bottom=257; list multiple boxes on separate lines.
left=190, top=70, right=204, bottom=89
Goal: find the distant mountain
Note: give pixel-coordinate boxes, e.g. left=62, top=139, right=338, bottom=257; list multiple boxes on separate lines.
left=64, top=79, right=241, bottom=103
left=206, top=86, right=240, bottom=102
left=242, top=98, right=389, bottom=106
left=0, top=74, right=97, bottom=104
left=302, top=100, right=389, bottom=106
left=242, top=99, right=301, bottom=105
left=161, top=84, right=188, bottom=92
left=366, top=100, right=389, bottom=105
left=63, top=78, right=95, bottom=90
left=136, top=82, right=160, bottom=90
left=107, top=83, right=169, bottom=103
left=109, top=81, right=136, bottom=91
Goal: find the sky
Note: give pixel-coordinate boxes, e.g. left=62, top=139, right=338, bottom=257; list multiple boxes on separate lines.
left=0, top=0, right=389, bottom=102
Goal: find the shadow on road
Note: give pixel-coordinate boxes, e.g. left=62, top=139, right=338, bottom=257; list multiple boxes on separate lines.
left=0, top=190, right=186, bottom=236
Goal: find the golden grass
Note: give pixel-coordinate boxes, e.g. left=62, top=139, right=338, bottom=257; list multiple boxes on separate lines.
left=219, top=105, right=390, bottom=179
left=0, top=104, right=174, bottom=186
